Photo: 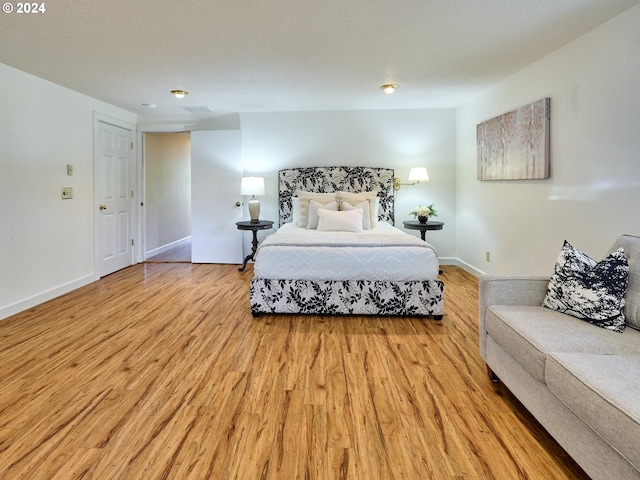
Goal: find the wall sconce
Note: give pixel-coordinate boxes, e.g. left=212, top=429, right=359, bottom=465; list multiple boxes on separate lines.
left=241, top=176, right=265, bottom=222
left=394, top=167, right=429, bottom=190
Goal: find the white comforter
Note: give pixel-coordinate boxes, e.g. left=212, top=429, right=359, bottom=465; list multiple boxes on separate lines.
left=253, top=222, right=439, bottom=281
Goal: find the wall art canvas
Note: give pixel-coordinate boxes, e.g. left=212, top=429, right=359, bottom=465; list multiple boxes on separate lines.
left=477, top=98, right=550, bottom=180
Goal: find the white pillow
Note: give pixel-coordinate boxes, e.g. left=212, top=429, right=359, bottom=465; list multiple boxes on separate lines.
left=317, top=209, right=363, bottom=232
left=340, top=200, right=371, bottom=230
left=296, top=191, right=337, bottom=227
left=307, top=200, right=338, bottom=229
left=337, top=191, right=377, bottom=227
left=372, top=197, right=380, bottom=227
left=290, top=197, right=299, bottom=225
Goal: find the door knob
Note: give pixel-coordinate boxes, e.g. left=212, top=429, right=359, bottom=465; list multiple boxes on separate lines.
left=99, top=204, right=107, bottom=210
left=235, top=201, right=241, bottom=207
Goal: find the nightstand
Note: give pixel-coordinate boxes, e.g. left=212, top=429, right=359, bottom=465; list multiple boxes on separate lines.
left=236, top=220, right=274, bottom=272
left=402, top=220, right=444, bottom=241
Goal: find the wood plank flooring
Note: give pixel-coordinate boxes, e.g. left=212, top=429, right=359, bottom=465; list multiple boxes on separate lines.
left=0, top=265, right=590, bottom=479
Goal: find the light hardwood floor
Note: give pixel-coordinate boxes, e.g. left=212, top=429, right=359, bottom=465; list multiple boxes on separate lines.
left=0, top=264, right=589, bottom=479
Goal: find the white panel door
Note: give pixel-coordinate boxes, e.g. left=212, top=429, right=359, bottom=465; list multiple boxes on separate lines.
left=190, top=130, right=243, bottom=263
left=97, top=121, right=135, bottom=276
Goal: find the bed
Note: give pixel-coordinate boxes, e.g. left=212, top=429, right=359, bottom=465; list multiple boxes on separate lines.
left=249, top=166, right=444, bottom=318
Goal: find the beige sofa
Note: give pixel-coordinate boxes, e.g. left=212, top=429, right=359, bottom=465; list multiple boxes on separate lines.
left=479, top=234, right=640, bottom=480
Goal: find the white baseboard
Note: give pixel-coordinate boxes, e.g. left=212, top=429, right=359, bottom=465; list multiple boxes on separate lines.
left=438, top=257, right=485, bottom=277
left=144, top=236, right=191, bottom=260
left=0, top=273, right=99, bottom=321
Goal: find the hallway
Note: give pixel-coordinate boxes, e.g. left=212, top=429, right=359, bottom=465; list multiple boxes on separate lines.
left=145, top=240, right=191, bottom=263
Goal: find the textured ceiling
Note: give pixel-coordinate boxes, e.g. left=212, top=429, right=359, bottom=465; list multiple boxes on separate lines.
left=1, top=0, right=638, bottom=117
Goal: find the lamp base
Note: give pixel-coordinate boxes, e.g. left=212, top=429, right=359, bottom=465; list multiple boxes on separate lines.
left=248, top=198, right=260, bottom=222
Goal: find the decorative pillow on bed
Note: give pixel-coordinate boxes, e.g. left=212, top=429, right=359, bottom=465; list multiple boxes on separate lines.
left=372, top=197, right=380, bottom=227
left=340, top=201, right=371, bottom=229
left=291, top=197, right=299, bottom=225
left=296, top=191, right=337, bottom=227
left=542, top=240, right=629, bottom=333
left=317, top=208, right=363, bottom=232
left=337, top=191, right=377, bottom=227
left=307, top=200, right=339, bottom=229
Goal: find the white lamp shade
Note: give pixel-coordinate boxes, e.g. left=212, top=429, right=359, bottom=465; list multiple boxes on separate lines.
left=408, top=167, right=429, bottom=182
left=240, top=176, right=265, bottom=196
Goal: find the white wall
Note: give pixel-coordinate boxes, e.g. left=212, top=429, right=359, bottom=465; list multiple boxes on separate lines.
left=144, top=132, right=191, bottom=255
left=0, top=63, right=136, bottom=320
left=455, top=4, right=640, bottom=276
left=239, top=109, right=457, bottom=259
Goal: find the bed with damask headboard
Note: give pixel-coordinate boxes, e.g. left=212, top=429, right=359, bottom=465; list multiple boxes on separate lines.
left=249, top=166, right=444, bottom=318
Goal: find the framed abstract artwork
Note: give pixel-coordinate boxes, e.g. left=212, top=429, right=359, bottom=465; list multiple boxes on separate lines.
left=477, top=98, right=550, bottom=180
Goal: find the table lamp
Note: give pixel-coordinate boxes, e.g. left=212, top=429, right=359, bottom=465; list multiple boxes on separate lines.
left=241, top=176, right=265, bottom=222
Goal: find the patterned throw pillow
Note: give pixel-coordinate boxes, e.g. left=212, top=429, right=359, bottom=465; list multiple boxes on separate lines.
left=542, top=240, right=629, bottom=333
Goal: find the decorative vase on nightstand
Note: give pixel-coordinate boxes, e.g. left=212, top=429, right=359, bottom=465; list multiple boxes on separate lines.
left=410, top=204, right=437, bottom=224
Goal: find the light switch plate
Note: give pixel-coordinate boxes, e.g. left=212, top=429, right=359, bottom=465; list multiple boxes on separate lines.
left=67, top=164, right=73, bottom=176
left=62, top=187, right=73, bottom=199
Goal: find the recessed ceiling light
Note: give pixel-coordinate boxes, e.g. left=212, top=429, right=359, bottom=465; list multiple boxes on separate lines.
left=170, top=89, right=189, bottom=99
left=380, top=84, right=398, bottom=94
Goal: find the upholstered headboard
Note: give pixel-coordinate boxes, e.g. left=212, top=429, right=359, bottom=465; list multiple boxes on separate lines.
left=278, top=166, right=395, bottom=226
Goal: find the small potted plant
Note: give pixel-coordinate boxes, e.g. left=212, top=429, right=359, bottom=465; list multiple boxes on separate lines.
left=410, top=203, right=437, bottom=224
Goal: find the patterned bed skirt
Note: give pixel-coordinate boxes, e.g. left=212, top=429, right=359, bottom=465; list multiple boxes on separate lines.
left=250, top=278, right=444, bottom=319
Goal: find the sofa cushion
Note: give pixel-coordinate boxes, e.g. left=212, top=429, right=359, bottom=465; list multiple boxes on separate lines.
left=543, top=240, right=629, bottom=333
left=546, top=353, right=640, bottom=471
left=609, top=234, right=640, bottom=330
left=485, top=305, right=640, bottom=383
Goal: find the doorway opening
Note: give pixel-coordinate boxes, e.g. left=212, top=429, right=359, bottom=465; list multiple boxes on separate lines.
left=143, top=132, right=192, bottom=263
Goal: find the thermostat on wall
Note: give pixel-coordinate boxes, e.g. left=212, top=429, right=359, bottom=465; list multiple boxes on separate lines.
left=61, top=187, right=73, bottom=199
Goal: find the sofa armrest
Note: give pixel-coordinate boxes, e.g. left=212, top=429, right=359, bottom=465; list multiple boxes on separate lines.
left=478, top=275, right=550, bottom=360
